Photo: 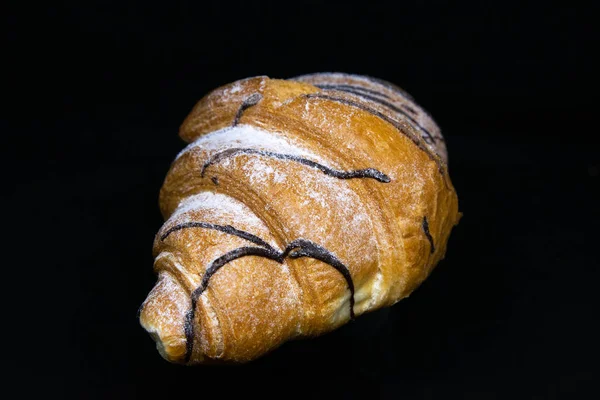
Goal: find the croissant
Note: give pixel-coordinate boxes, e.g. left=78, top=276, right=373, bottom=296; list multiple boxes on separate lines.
left=138, top=72, right=461, bottom=364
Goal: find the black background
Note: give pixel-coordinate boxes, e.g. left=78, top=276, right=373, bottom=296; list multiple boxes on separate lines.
left=5, top=1, right=598, bottom=398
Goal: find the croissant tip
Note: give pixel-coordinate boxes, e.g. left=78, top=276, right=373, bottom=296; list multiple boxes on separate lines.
left=138, top=270, right=191, bottom=364
left=140, top=315, right=188, bottom=364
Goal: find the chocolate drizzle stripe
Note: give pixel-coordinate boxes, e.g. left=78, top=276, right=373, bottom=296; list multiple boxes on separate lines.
left=286, top=239, right=355, bottom=319
left=232, top=93, right=263, bottom=126
left=183, top=238, right=356, bottom=363
left=365, top=75, right=416, bottom=102
left=314, top=84, right=395, bottom=100
left=315, top=86, right=442, bottom=145
left=161, top=222, right=276, bottom=252
left=293, top=73, right=415, bottom=102
left=201, top=148, right=391, bottom=183
left=422, top=216, right=435, bottom=254
left=303, top=93, right=446, bottom=176
left=401, top=103, right=419, bottom=115
left=183, top=307, right=195, bottom=362
left=343, top=91, right=443, bottom=145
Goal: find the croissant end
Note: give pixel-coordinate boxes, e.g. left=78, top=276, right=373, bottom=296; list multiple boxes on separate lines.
left=139, top=272, right=192, bottom=364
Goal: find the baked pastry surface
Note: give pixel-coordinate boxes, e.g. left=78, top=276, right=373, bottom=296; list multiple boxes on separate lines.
left=139, top=73, right=461, bottom=363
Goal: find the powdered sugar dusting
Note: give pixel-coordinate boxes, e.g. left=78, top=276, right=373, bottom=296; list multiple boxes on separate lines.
left=176, top=124, right=314, bottom=161
left=163, top=191, right=279, bottom=250
left=171, top=192, right=255, bottom=222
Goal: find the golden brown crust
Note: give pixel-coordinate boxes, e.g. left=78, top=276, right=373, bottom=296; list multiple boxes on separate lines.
left=139, top=74, right=460, bottom=363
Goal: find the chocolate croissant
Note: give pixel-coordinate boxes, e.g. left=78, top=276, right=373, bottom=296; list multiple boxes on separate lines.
left=138, top=72, right=461, bottom=364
